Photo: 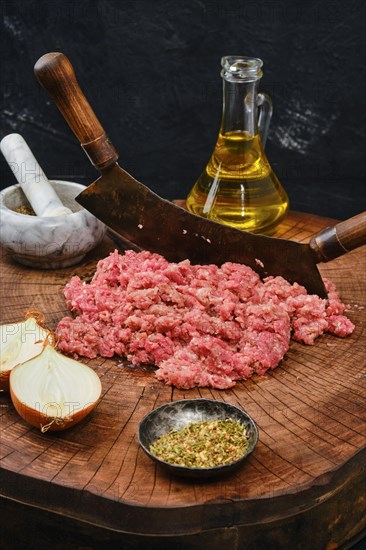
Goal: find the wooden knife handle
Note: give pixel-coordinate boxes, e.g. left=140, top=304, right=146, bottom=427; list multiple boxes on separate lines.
left=310, top=211, right=366, bottom=262
left=34, top=52, right=118, bottom=171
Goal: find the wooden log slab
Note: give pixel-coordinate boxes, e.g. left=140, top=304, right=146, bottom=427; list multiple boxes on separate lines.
left=0, top=211, right=365, bottom=549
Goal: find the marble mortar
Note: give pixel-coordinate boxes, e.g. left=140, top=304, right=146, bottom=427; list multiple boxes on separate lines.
left=0, top=180, right=106, bottom=268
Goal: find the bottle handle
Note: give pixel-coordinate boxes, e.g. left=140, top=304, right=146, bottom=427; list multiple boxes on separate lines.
left=257, top=93, right=273, bottom=148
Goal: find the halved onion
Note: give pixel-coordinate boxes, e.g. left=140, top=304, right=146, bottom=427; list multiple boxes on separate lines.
left=10, top=344, right=102, bottom=432
left=0, top=313, right=50, bottom=392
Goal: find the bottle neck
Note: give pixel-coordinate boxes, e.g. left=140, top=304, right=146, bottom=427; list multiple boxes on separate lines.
left=220, top=56, right=263, bottom=137
left=221, top=79, right=260, bottom=136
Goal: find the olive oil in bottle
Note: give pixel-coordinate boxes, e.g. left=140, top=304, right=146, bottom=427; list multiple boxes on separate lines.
left=186, top=57, right=289, bottom=235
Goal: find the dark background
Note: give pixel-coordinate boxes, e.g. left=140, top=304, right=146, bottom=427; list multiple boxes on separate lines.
left=1, top=0, right=365, bottom=220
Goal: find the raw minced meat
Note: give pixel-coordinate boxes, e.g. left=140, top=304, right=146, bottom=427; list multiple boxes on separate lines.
left=56, top=250, right=355, bottom=389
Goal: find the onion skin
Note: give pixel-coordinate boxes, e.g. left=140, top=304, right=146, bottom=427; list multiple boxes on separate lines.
left=9, top=390, right=99, bottom=432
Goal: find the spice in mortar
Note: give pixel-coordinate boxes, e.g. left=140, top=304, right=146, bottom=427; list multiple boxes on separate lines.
left=149, top=418, right=248, bottom=467
left=13, top=205, right=36, bottom=215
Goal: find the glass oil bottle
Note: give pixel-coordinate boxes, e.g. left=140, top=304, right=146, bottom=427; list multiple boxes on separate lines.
left=186, top=56, right=289, bottom=235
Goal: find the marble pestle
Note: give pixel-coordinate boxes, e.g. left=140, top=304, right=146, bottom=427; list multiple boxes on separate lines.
left=0, top=133, right=72, bottom=217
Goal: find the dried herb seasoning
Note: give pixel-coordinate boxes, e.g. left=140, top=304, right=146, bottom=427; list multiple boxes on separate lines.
left=149, top=418, right=248, bottom=468
left=12, top=205, right=36, bottom=215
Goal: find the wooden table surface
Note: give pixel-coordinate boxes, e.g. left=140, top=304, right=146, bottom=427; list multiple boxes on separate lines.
left=0, top=211, right=365, bottom=550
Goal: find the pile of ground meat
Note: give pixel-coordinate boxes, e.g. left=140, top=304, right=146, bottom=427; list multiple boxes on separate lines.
left=56, top=250, right=355, bottom=389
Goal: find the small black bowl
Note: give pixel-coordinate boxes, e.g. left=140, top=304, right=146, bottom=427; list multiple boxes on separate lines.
left=138, top=398, right=259, bottom=478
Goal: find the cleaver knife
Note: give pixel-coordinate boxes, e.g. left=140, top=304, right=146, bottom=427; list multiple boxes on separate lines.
left=34, top=53, right=366, bottom=298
